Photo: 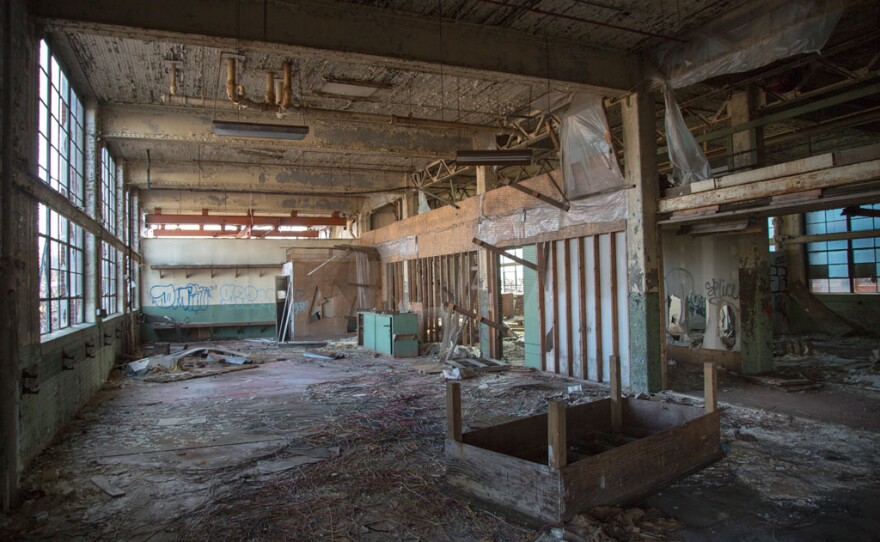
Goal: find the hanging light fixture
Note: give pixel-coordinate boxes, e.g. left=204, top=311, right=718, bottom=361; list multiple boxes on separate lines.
left=212, top=120, right=309, bottom=140
left=455, top=149, right=533, bottom=166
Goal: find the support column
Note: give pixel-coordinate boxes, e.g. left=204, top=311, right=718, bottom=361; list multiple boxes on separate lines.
left=475, top=162, right=500, bottom=359
left=738, top=228, right=773, bottom=374
left=623, top=82, right=662, bottom=393
left=84, top=103, right=101, bottom=322
left=728, top=86, right=765, bottom=172
left=473, top=132, right=497, bottom=194
left=730, top=85, right=772, bottom=375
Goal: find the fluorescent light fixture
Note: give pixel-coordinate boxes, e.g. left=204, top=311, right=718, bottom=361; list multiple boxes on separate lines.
left=455, top=149, right=533, bottom=166
left=213, top=120, right=309, bottom=140
left=319, top=76, right=391, bottom=98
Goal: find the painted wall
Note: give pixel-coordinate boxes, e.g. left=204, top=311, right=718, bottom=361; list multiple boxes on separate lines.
left=663, top=231, right=742, bottom=352
left=141, top=238, right=296, bottom=340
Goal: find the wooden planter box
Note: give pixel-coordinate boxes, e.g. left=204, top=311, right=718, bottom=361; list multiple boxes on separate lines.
left=444, top=361, right=722, bottom=524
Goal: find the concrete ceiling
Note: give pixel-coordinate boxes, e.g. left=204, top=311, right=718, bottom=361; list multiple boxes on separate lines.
left=31, top=0, right=880, bottom=220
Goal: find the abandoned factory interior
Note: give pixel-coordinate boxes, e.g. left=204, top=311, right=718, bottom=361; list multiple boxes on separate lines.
left=2, top=0, right=880, bottom=540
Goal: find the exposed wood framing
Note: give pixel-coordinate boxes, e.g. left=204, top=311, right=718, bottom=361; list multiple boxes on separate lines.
left=704, top=363, right=717, bottom=414
left=547, top=400, right=567, bottom=469
left=472, top=238, right=537, bottom=270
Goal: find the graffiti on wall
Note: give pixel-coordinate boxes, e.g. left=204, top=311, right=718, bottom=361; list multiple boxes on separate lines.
left=705, top=277, right=739, bottom=304
left=149, top=282, right=273, bottom=311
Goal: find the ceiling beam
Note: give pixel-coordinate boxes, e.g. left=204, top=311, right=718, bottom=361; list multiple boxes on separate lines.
left=139, top=188, right=366, bottom=215
left=101, top=104, right=462, bottom=159
left=32, top=0, right=640, bottom=92
left=125, top=161, right=406, bottom=192
left=145, top=213, right=347, bottom=227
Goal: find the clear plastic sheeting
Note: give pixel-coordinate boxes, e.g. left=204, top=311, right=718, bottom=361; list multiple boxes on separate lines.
left=418, top=190, right=431, bottom=214
left=375, top=235, right=417, bottom=261
left=476, top=189, right=626, bottom=246
left=560, top=93, right=626, bottom=200
left=662, top=82, right=711, bottom=186
left=354, top=251, right=374, bottom=310
left=438, top=305, right=467, bottom=364
left=655, top=0, right=844, bottom=89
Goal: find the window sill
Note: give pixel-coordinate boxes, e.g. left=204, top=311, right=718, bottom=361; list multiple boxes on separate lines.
left=40, top=322, right=93, bottom=344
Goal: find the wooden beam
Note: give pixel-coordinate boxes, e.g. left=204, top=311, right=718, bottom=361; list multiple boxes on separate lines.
left=446, top=381, right=462, bottom=442
left=505, top=181, right=571, bottom=211
left=658, top=159, right=880, bottom=214
left=564, top=240, right=573, bottom=377
left=593, top=235, right=603, bottom=383
left=445, top=302, right=509, bottom=332
left=704, top=362, right=717, bottom=414
left=610, top=354, right=622, bottom=431
left=842, top=205, right=880, bottom=218
left=781, top=228, right=880, bottom=246
left=547, top=399, right=567, bottom=469
left=537, top=243, right=547, bottom=372
left=551, top=241, right=560, bottom=374
left=472, top=238, right=537, bottom=270
left=577, top=238, right=588, bottom=380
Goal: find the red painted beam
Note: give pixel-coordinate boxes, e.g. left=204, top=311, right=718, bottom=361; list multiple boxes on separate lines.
left=150, top=229, right=320, bottom=238
left=145, top=213, right=347, bottom=227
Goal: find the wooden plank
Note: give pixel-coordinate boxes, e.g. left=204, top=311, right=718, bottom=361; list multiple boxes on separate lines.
left=548, top=399, right=568, bottom=468
left=560, top=411, right=721, bottom=522
left=715, top=153, right=833, bottom=189
left=577, top=238, right=588, bottom=380
left=659, top=159, right=880, bottom=213
left=593, top=235, right=603, bottom=383
left=771, top=188, right=822, bottom=204
left=473, top=238, right=538, bottom=270
left=666, top=344, right=742, bottom=372
left=447, top=381, right=462, bottom=442
left=446, top=302, right=508, bottom=331
left=506, top=181, right=571, bottom=211
left=537, top=242, right=547, bottom=372
left=704, top=362, right=717, bottom=414
left=609, top=233, right=619, bottom=358
left=609, top=355, right=622, bottom=431
left=564, top=240, right=573, bottom=376
left=551, top=241, right=560, bottom=374
left=445, top=440, right=560, bottom=524
left=656, top=230, right=668, bottom=391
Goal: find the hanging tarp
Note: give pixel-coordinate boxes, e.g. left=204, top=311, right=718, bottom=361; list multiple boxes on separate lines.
left=662, top=82, right=711, bottom=186
left=655, top=0, right=844, bottom=89
left=560, top=93, right=626, bottom=200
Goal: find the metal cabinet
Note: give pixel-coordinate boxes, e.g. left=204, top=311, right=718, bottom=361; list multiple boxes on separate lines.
left=359, top=311, right=419, bottom=358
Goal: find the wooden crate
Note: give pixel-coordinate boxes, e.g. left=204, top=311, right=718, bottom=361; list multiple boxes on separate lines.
left=444, top=361, right=722, bottom=524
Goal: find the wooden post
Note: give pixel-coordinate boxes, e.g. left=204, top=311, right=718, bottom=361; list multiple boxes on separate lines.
left=447, top=381, right=462, bottom=442
left=610, top=354, right=622, bottom=431
left=704, top=362, right=717, bottom=414
left=547, top=399, right=567, bottom=468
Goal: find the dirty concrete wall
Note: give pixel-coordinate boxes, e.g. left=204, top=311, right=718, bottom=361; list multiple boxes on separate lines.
left=662, top=231, right=744, bottom=361
left=1, top=4, right=137, bottom=509
left=140, top=238, right=295, bottom=340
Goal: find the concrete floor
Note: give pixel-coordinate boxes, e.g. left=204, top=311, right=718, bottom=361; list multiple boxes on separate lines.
left=1, top=339, right=878, bottom=541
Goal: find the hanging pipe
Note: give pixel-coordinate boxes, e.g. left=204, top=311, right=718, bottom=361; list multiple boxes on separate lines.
left=224, top=57, right=273, bottom=111
left=168, top=62, right=178, bottom=96
left=265, top=71, right=275, bottom=105
left=281, top=61, right=291, bottom=110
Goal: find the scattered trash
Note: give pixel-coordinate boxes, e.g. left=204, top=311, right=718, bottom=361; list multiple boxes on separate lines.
left=567, top=384, right=583, bottom=395
left=411, top=363, right=445, bottom=374
left=90, top=476, right=125, bottom=498
left=303, top=351, right=344, bottom=360
left=126, top=346, right=253, bottom=375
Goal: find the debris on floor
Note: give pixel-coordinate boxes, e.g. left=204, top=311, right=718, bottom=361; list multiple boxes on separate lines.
left=303, top=350, right=345, bottom=360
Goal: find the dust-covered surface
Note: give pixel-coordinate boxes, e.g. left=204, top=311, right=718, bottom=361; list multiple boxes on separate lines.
left=1, top=338, right=878, bottom=541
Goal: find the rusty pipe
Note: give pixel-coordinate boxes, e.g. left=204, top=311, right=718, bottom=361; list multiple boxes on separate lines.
left=225, top=58, right=237, bottom=102
left=224, top=57, right=273, bottom=111
left=281, top=61, right=291, bottom=110
left=169, top=62, right=177, bottom=96
left=265, top=71, right=275, bottom=105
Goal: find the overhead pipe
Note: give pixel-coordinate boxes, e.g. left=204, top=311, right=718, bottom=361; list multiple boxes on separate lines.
left=281, top=61, right=291, bottom=110
left=224, top=57, right=273, bottom=112
left=265, top=71, right=275, bottom=105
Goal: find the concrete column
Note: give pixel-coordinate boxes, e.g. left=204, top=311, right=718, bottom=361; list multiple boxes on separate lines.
left=623, top=82, right=662, bottom=393
left=728, top=86, right=765, bottom=172
left=474, top=146, right=500, bottom=359
left=84, top=103, right=100, bottom=322
left=738, top=228, right=774, bottom=374
left=780, top=214, right=806, bottom=285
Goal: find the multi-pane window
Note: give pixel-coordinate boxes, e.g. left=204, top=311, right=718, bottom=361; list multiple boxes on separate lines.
left=102, top=241, right=119, bottom=315
left=38, top=39, right=85, bottom=207
left=38, top=206, right=85, bottom=333
left=37, top=39, right=86, bottom=334
left=806, top=205, right=880, bottom=293
left=101, top=147, right=117, bottom=234
left=500, top=248, right=524, bottom=294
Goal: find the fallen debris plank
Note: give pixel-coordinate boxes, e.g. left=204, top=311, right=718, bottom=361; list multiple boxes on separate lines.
left=143, top=364, right=258, bottom=383
left=303, top=351, right=344, bottom=360
left=91, top=476, right=125, bottom=498
left=158, top=417, right=207, bottom=426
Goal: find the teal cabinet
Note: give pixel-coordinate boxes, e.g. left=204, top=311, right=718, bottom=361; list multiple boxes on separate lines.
left=359, top=311, right=419, bottom=358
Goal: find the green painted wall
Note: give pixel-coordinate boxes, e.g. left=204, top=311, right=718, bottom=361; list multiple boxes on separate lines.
left=141, top=304, right=276, bottom=341
left=521, top=245, right=541, bottom=369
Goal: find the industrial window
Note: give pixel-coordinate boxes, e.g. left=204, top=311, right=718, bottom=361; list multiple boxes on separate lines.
left=38, top=39, right=85, bottom=207
left=500, top=248, right=524, bottom=294
left=102, top=147, right=117, bottom=234
left=38, top=206, right=85, bottom=333
left=102, top=241, right=119, bottom=315
left=806, top=205, right=880, bottom=293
